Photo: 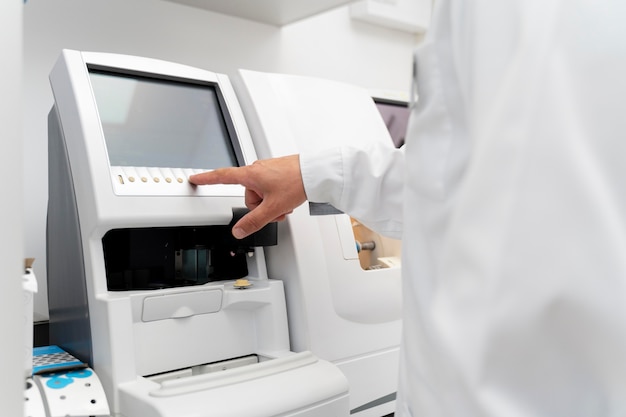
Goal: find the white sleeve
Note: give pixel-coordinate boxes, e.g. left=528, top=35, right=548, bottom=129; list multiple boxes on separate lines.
left=300, top=142, right=405, bottom=239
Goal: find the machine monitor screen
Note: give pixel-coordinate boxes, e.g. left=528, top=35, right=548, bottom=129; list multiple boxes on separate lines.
left=88, top=70, right=239, bottom=169
left=374, top=99, right=410, bottom=149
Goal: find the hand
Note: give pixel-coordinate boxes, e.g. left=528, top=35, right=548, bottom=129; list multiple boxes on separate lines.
left=189, top=154, right=306, bottom=239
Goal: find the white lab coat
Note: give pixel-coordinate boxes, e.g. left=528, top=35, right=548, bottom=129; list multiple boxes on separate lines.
left=301, top=0, right=626, bottom=416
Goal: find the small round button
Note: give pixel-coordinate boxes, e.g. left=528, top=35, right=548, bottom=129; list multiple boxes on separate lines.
left=165, top=177, right=172, bottom=183
left=177, top=178, right=184, bottom=183
left=153, top=177, right=160, bottom=183
left=128, top=176, right=135, bottom=182
left=141, top=177, right=148, bottom=183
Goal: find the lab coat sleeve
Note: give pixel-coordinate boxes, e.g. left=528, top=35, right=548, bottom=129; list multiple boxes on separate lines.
left=393, top=1, right=626, bottom=417
left=300, top=143, right=405, bottom=239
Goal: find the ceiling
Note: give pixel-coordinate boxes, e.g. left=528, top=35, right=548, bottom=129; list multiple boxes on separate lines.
left=163, top=0, right=355, bottom=26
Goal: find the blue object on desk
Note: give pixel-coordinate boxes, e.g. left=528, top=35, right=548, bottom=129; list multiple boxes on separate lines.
left=32, top=345, right=87, bottom=375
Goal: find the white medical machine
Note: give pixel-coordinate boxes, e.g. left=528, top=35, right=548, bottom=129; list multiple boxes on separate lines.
left=46, top=49, right=349, bottom=417
left=234, top=71, right=403, bottom=417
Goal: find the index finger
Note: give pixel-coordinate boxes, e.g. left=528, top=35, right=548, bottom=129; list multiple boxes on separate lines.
left=189, top=167, right=249, bottom=186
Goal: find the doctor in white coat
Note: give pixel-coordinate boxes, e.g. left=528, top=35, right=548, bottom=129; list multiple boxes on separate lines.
left=191, top=0, right=626, bottom=415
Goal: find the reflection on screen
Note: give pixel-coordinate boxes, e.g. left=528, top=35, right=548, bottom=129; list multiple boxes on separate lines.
left=375, top=100, right=410, bottom=148
left=89, top=71, right=238, bottom=169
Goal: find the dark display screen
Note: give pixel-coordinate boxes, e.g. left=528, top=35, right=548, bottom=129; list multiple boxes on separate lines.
left=375, top=99, right=410, bottom=148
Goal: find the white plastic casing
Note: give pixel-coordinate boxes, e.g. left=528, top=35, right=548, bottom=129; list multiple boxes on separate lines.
left=48, top=50, right=349, bottom=417
left=49, top=50, right=252, bottom=237
left=235, top=69, right=403, bottom=416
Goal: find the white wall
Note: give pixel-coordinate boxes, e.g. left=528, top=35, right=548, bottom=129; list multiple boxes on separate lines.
left=1, top=1, right=25, bottom=416
left=23, top=0, right=420, bottom=318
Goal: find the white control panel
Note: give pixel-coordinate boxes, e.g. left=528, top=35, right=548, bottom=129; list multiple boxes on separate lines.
left=109, top=166, right=243, bottom=196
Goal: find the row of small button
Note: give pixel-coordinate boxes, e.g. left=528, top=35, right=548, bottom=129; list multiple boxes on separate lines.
left=110, top=166, right=208, bottom=186
left=116, top=175, right=185, bottom=184
left=109, top=166, right=244, bottom=197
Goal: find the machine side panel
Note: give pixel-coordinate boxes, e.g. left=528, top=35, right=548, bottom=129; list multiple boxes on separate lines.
left=236, top=69, right=403, bottom=416
left=47, top=107, right=93, bottom=365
